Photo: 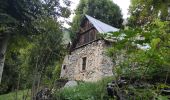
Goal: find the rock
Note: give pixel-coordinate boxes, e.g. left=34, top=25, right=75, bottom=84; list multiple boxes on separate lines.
left=107, top=84, right=114, bottom=97
left=55, top=79, right=68, bottom=89
left=117, top=78, right=127, bottom=88
left=64, top=80, right=78, bottom=88
left=161, top=88, right=170, bottom=95
left=35, top=87, right=52, bottom=100
left=106, top=77, right=128, bottom=99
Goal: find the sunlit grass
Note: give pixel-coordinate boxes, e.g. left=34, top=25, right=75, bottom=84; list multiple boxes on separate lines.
left=0, top=89, right=31, bottom=100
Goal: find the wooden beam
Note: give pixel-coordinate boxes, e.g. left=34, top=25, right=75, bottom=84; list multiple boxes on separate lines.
left=72, top=39, right=100, bottom=51
left=79, top=27, right=95, bottom=35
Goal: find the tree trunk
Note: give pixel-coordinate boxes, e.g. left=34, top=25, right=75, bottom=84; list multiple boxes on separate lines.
left=0, top=34, right=9, bottom=83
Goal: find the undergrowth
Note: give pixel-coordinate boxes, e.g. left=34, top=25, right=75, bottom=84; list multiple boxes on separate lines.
left=54, top=77, right=113, bottom=100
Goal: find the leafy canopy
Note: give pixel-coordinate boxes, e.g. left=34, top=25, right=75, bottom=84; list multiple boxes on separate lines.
left=128, top=0, right=169, bottom=27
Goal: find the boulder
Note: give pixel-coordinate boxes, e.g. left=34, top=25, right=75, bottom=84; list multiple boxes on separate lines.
left=64, top=80, right=78, bottom=88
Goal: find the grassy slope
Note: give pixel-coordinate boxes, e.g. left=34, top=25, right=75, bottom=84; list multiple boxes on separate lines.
left=54, top=77, right=170, bottom=100
left=0, top=89, right=30, bottom=100
left=55, top=77, right=113, bottom=100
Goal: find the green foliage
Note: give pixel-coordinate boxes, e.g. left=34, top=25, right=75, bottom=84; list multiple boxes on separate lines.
left=127, top=84, right=170, bottom=100
left=0, top=0, right=71, bottom=34
left=0, top=15, right=67, bottom=94
left=107, top=19, right=170, bottom=82
left=126, top=87, right=156, bottom=99
left=126, top=85, right=168, bottom=100
left=0, top=36, right=31, bottom=94
left=55, top=77, right=113, bottom=100
left=128, top=0, right=169, bottom=27
left=0, top=0, right=71, bottom=96
left=54, top=77, right=169, bottom=100
left=53, top=63, right=62, bottom=80
left=24, top=17, right=66, bottom=87
left=157, top=95, right=169, bottom=100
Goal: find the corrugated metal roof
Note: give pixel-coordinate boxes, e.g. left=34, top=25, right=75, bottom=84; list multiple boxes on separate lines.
left=85, top=15, right=119, bottom=33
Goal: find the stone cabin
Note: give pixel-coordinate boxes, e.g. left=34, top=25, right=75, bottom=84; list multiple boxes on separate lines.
left=60, top=15, right=119, bottom=82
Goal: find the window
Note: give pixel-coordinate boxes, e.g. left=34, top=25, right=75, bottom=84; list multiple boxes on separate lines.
left=63, top=65, right=66, bottom=70
left=82, top=57, right=87, bottom=70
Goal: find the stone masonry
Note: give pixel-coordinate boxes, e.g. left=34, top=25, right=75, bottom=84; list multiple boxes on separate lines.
left=60, top=40, right=113, bottom=82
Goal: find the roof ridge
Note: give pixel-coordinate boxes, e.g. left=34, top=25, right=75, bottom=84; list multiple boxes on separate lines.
left=86, top=15, right=105, bottom=33
left=85, top=15, right=119, bottom=33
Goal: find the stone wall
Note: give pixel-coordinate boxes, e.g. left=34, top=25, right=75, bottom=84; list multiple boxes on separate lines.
left=60, top=40, right=113, bottom=82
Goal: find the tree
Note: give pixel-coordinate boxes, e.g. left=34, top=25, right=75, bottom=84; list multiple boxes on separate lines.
left=0, top=0, right=70, bottom=83
left=0, top=36, right=29, bottom=94
left=0, top=17, right=66, bottom=94
left=128, top=0, right=169, bottom=27
left=26, top=18, right=66, bottom=98
left=70, top=0, right=123, bottom=40
left=106, top=19, right=170, bottom=98
left=0, top=0, right=42, bottom=83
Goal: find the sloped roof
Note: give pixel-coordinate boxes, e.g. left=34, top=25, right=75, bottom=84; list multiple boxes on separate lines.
left=85, top=15, right=119, bottom=33
left=70, top=15, right=120, bottom=51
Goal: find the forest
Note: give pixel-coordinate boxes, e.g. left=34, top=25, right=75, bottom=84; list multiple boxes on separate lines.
left=0, top=0, right=170, bottom=100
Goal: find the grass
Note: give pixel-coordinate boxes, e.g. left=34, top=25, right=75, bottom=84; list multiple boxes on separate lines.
left=54, top=77, right=114, bottom=100
left=0, top=89, right=31, bottom=100
left=54, top=77, right=170, bottom=100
